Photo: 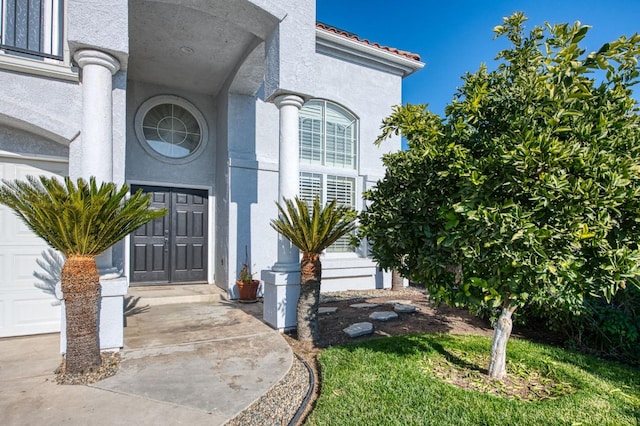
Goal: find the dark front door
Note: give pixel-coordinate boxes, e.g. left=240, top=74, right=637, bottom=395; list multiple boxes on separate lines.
left=130, top=186, right=208, bottom=284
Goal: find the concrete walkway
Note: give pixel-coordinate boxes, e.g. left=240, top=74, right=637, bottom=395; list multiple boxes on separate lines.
left=0, top=291, right=292, bottom=425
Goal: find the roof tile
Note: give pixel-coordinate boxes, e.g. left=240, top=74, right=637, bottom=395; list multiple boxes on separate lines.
left=316, top=22, right=421, bottom=62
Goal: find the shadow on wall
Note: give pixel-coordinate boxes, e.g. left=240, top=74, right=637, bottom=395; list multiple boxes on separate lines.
left=33, top=249, right=64, bottom=306
left=229, top=94, right=258, bottom=299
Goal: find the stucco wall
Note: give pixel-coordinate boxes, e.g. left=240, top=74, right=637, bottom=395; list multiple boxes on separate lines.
left=67, top=0, right=129, bottom=66
left=221, top=40, right=406, bottom=292
left=113, top=72, right=128, bottom=186
left=0, top=72, right=81, bottom=149
left=224, top=93, right=280, bottom=293
left=263, top=0, right=316, bottom=100
left=215, top=91, right=230, bottom=290
left=312, top=50, right=403, bottom=176
left=0, top=126, right=69, bottom=159
left=124, top=80, right=217, bottom=188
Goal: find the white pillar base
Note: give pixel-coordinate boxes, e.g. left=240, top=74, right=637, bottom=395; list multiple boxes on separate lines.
left=262, top=269, right=300, bottom=330
left=56, top=276, right=129, bottom=353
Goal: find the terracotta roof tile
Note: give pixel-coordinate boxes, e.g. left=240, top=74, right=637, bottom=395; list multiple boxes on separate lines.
left=316, top=22, right=421, bottom=62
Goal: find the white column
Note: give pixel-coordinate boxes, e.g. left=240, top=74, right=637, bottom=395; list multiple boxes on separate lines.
left=60, top=50, right=126, bottom=352
left=73, top=49, right=120, bottom=273
left=263, top=93, right=304, bottom=330
left=273, top=94, right=304, bottom=271
left=73, top=49, right=120, bottom=183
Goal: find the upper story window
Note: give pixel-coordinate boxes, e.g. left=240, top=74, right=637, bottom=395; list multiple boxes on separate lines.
left=299, top=100, right=358, bottom=253
left=0, top=0, right=64, bottom=60
left=299, top=100, right=357, bottom=170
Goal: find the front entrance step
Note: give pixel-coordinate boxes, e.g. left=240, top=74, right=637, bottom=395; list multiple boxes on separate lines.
left=127, top=284, right=224, bottom=306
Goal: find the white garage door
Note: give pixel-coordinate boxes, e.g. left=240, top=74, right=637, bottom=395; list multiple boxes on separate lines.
left=0, top=155, right=68, bottom=337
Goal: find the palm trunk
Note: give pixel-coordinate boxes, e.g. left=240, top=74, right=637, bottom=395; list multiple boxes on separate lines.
left=488, top=305, right=516, bottom=379
left=391, top=268, right=403, bottom=291
left=296, top=253, right=321, bottom=345
left=61, top=255, right=101, bottom=374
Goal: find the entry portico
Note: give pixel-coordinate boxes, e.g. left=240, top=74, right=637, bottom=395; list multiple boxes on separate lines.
left=0, top=0, right=423, bottom=339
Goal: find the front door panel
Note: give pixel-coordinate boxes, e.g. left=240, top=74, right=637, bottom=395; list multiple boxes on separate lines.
left=130, top=186, right=208, bottom=284
left=171, top=189, right=207, bottom=282
left=131, top=187, right=170, bottom=283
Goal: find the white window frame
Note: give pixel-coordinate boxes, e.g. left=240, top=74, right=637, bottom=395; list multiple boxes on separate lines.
left=299, top=99, right=358, bottom=170
left=299, top=100, right=361, bottom=256
left=134, top=95, right=209, bottom=165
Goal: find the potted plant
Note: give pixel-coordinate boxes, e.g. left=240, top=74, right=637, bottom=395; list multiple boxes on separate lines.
left=237, top=247, right=260, bottom=302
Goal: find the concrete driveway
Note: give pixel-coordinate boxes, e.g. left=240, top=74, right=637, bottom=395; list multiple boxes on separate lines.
left=0, top=300, right=292, bottom=425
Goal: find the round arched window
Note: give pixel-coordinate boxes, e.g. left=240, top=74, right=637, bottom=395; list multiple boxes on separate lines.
left=135, top=96, right=208, bottom=163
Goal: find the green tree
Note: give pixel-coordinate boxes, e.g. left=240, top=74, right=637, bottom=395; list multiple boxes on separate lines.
left=0, top=176, right=165, bottom=376
left=271, top=196, right=356, bottom=346
left=359, top=13, right=640, bottom=379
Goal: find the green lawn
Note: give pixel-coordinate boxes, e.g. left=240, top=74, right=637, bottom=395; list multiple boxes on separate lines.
left=305, top=334, right=640, bottom=426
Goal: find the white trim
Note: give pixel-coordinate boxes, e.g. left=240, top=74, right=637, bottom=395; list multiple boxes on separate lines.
left=126, top=179, right=212, bottom=192
left=316, top=28, right=424, bottom=77
left=0, top=150, right=68, bottom=163
left=208, top=193, right=215, bottom=284
left=0, top=52, right=77, bottom=81
left=299, top=99, right=359, bottom=171
left=229, top=158, right=279, bottom=172
left=134, top=95, right=209, bottom=165
left=300, top=163, right=359, bottom=178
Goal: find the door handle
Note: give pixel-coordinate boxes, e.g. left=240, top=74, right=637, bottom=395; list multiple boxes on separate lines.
left=164, top=237, right=169, bottom=252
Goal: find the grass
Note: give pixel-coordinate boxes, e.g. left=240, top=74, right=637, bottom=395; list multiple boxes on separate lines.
left=305, top=334, right=640, bottom=426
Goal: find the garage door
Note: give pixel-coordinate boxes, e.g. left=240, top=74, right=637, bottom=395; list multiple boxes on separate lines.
left=0, top=156, right=67, bottom=337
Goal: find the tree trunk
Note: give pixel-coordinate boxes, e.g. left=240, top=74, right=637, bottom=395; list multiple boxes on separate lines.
left=296, top=253, right=321, bottom=346
left=391, top=268, right=403, bottom=291
left=488, top=305, right=516, bottom=379
left=61, top=255, right=101, bottom=374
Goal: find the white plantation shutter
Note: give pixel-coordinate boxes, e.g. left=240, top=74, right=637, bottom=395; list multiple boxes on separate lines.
left=326, top=176, right=355, bottom=253
left=299, top=101, right=356, bottom=169
left=298, top=100, right=358, bottom=254
left=299, top=172, right=322, bottom=205
left=299, top=101, right=323, bottom=165
left=325, top=104, right=356, bottom=169
left=327, top=175, right=355, bottom=207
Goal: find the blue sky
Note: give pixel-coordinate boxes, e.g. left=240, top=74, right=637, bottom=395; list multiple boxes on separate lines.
left=317, top=1, right=640, bottom=116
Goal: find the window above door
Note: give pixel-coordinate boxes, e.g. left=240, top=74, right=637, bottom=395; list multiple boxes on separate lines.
left=134, top=95, right=208, bottom=164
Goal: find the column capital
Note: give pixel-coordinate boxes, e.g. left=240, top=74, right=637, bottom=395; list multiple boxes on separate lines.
left=73, top=49, right=121, bottom=75
left=274, top=94, right=304, bottom=110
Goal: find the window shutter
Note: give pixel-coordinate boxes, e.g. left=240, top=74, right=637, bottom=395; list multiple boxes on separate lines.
left=299, top=102, right=323, bottom=165
left=326, top=175, right=355, bottom=207
left=325, top=104, right=356, bottom=169
left=299, top=172, right=323, bottom=206
left=326, top=175, right=355, bottom=253
left=298, top=101, right=358, bottom=254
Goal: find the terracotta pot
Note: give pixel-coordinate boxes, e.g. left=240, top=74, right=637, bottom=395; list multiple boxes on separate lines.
left=236, top=279, right=260, bottom=301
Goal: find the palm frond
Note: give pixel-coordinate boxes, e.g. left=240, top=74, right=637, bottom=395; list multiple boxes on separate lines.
left=0, top=176, right=166, bottom=257
left=270, top=196, right=356, bottom=255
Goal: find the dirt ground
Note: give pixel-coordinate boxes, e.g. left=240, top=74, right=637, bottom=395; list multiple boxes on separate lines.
left=284, top=286, right=494, bottom=357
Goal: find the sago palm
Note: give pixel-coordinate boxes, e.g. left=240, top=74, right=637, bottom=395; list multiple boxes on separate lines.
left=0, top=176, right=166, bottom=375
left=270, top=196, right=356, bottom=345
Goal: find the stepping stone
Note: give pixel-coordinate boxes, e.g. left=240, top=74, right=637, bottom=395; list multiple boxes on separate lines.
left=319, top=307, right=338, bottom=315
left=369, top=311, right=399, bottom=321
left=394, top=304, right=418, bottom=313
left=350, top=303, right=380, bottom=309
left=343, top=322, right=374, bottom=338
left=385, top=299, right=413, bottom=306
